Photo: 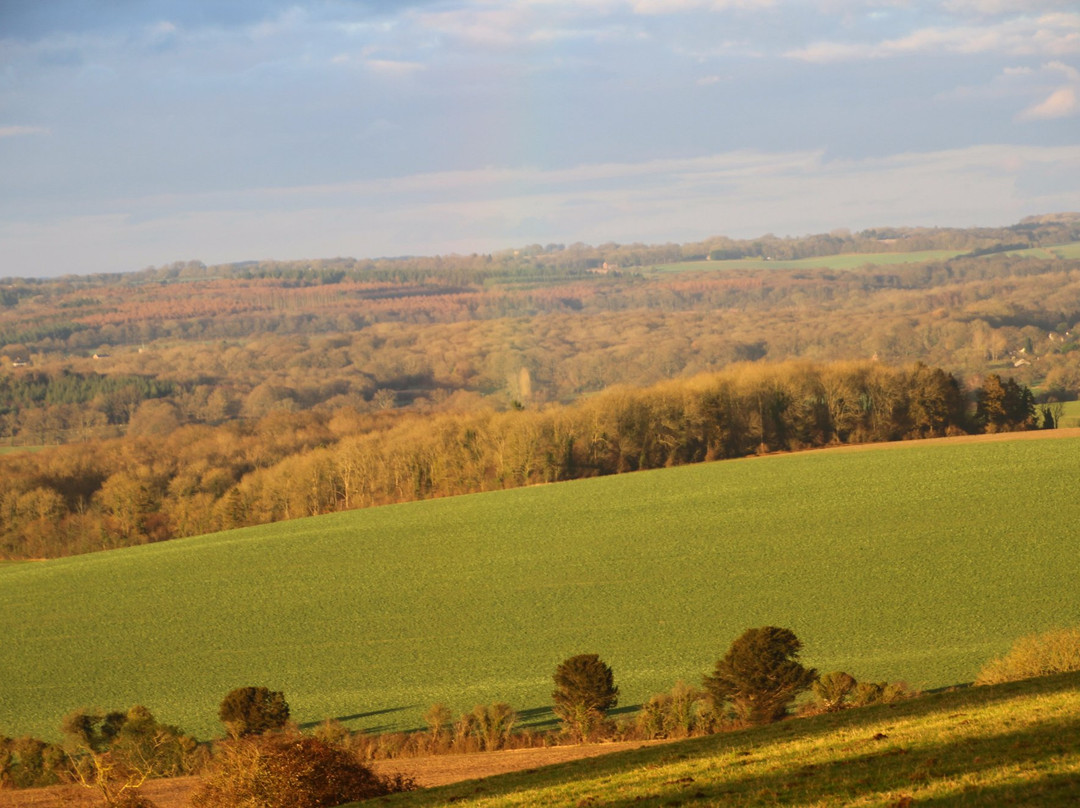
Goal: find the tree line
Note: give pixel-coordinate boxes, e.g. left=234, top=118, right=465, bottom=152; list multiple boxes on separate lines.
left=0, top=360, right=1041, bottom=559
left=2, top=248, right=1077, bottom=455
left=7, top=620, right=1074, bottom=804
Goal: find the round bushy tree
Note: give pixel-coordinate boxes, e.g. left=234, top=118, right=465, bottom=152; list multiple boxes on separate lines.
left=703, top=627, right=817, bottom=725
left=552, top=654, right=618, bottom=741
left=217, top=687, right=290, bottom=738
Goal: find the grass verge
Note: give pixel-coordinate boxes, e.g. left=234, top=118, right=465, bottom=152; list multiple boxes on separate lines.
left=371, top=672, right=1080, bottom=807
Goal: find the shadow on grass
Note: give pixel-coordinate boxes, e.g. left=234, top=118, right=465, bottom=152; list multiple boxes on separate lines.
left=297, top=705, right=413, bottom=731
left=580, top=717, right=1080, bottom=808
left=373, top=672, right=1080, bottom=807
left=515, top=703, right=643, bottom=732
left=916, top=771, right=1080, bottom=806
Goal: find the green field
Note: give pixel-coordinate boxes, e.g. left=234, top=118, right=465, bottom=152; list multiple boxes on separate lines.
left=1000, top=241, right=1080, bottom=260
left=0, top=445, right=46, bottom=455
left=375, top=672, right=1080, bottom=807
left=1056, top=400, right=1080, bottom=429
left=651, top=250, right=967, bottom=273
left=651, top=241, right=1080, bottom=273
left=2, top=436, right=1079, bottom=741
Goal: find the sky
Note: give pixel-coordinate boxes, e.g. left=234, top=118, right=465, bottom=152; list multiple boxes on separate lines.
left=1, top=0, right=1078, bottom=277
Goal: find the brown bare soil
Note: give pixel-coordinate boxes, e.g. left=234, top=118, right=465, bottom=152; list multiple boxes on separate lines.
left=0, top=740, right=666, bottom=807
left=368, top=740, right=665, bottom=788
left=0, top=776, right=199, bottom=808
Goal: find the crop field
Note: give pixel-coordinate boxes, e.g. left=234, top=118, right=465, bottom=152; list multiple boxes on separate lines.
left=2, top=435, right=1079, bottom=741
left=651, top=249, right=968, bottom=273
left=1001, top=241, right=1080, bottom=260
left=651, top=241, right=1080, bottom=273
left=376, top=672, right=1080, bottom=807
left=1059, top=401, right=1080, bottom=428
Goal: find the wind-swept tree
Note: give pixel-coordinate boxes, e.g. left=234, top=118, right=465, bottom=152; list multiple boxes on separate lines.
left=552, top=653, right=618, bottom=742
left=703, top=627, right=817, bottom=725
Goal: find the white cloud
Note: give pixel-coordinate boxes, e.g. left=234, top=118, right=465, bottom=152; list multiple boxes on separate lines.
left=1018, top=85, right=1079, bottom=119
left=629, top=0, right=777, bottom=13
left=0, top=126, right=51, bottom=138
left=365, top=58, right=425, bottom=75
left=1046, top=59, right=1080, bottom=81
left=943, top=0, right=1074, bottom=15
left=787, top=12, right=1080, bottom=62
left=332, top=54, right=426, bottom=75
left=407, top=0, right=777, bottom=48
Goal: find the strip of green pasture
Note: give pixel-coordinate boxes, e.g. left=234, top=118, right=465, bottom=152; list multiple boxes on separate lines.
left=650, top=241, right=1080, bottom=273
left=650, top=249, right=966, bottom=273
left=1000, top=241, right=1080, bottom=260
left=1, top=437, right=1078, bottom=741
left=0, top=445, right=46, bottom=455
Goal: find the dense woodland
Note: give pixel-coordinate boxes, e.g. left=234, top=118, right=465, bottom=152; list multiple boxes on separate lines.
left=1, top=214, right=1077, bottom=558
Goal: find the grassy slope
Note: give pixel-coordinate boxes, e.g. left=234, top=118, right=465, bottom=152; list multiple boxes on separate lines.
left=372, top=672, right=1080, bottom=808
left=2, top=437, right=1079, bottom=741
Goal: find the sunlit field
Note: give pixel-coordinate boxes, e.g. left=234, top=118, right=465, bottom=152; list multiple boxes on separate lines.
left=376, top=673, right=1080, bottom=808
left=2, top=436, right=1078, bottom=741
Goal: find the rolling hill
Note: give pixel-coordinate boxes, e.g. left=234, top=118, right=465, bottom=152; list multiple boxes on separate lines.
left=1, top=433, right=1078, bottom=741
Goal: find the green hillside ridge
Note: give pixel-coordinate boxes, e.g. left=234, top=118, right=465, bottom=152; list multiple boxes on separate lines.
left=652, top=249, right=968, bottom=272
left=651, top=240, right=1080, bottom=272
left=2, top=436, right=1079, bottom=741
left=371, top=672, right=1080, bottom=807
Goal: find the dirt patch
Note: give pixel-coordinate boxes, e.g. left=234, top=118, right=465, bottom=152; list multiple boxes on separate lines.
left=0, top=776, right=199, bottom=808
left=0, top=741, right=666, bottom=807
left=370, top=740, right=665, bottom=788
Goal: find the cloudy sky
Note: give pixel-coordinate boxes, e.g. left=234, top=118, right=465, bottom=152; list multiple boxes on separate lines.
left=1, top=0, right=1078, bottom=276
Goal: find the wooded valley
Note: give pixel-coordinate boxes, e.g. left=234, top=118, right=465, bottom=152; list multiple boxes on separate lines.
left=2, top=213, right=1078, bottom=558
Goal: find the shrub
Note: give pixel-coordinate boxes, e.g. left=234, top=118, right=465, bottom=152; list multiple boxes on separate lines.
left=61, top=706, right=199, bottom=807
left=812, top=671, right=857, bottom=712
left=190, top=733, right=414, bottom=808
left=634, top=681, right=706, bottom=740
left=312, top=718, right=349, bottom=748
left=470, top=703, right=517, bottom=751
left=703, top=626, right=817, bottom=725
left=217, top=687, right=290, bottom=738
left=1, top=735, right=67, bottom=788
left=976, top=626, right=1080, bottom=685
left=635, top=694, right=669, bottom=741
left=422, top=703, right=453, bottom=754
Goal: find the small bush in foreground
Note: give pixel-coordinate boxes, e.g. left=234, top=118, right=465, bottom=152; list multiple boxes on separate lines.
left=190, top=733, right=414, bottom=808
left=976, top=626, right=1080, bottom=685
